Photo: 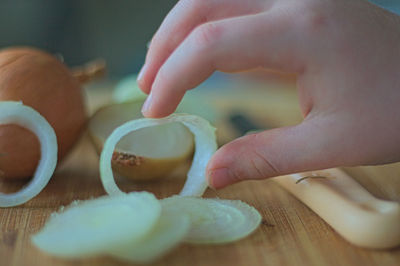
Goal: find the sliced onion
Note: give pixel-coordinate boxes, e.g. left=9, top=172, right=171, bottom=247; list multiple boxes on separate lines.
left=0, top=101, right=57, bottom=207
left=108, top=212, right=190, bottom=263
left=100, top=114, right=217, bottom=197
left=161, top=196, right=262, bottom=244
left=89, top=101, right=195, bottom=181
left=32, top=192, right=161, bottom=258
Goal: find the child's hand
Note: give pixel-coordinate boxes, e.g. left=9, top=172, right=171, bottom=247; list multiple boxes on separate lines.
left=138, top=0, right=400, bottom=189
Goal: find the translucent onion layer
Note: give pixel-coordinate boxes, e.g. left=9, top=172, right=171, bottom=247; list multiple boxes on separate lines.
left=0, top=101, right=57, bottom=207
left=100, top=114, right=217, bottom=197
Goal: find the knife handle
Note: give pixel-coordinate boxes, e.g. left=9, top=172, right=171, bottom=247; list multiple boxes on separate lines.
left=273, top=168, right=400, bottom=249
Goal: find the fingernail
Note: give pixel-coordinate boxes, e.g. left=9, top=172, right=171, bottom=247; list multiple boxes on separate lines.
left=137, top=63, right=147, bottom=83
left=207, top=168, right=231, bottom=189
left=141, top=93, right=153, bottom=115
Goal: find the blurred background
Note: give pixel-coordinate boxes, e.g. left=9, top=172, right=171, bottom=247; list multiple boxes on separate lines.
left=0, top=0, right=399, bottom=79
left=0, top=0, right=176, bottom=78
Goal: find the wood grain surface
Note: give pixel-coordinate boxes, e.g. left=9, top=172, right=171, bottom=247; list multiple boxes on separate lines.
left=1, top=78, right=399, bottom=266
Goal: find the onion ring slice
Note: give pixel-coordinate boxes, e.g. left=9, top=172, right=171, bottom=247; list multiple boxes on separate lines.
left=108, top=211, right=190, bottom=263
left=161, top=196, right=262, bottom=244
left=32, top=192, right=161, bottom=258
left=0, top=101, right=57, bottom=207
left=100, top=114, right=217, bottom=197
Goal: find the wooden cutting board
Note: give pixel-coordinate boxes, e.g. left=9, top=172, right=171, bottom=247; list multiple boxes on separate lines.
left=1, top=78, right=399, bottom=266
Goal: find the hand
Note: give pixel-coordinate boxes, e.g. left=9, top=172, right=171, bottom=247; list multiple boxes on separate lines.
left=138, top=0, right=400, bottom=189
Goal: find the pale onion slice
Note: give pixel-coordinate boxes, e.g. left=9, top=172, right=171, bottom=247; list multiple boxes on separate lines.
left=32, top=192, right=161, bottom=258
left=161, top=196, right=262, bottom=244
left=89, top=101, right=194, bottom=180
left=0, top=101, right=57, bottom=207
left=100, top=114, right=217, bottom=197
left=108, top=212, right=190, bottom=263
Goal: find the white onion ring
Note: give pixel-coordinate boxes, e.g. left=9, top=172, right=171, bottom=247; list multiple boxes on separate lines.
left=161, top=196, right=262, bottom=244
left=100, top=114, right=217, bottom=197
left=0, top=101, right=57, bottom=207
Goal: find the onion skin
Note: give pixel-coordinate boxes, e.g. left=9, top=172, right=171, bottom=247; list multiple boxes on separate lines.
left=0, top=47, right=86, bottom=179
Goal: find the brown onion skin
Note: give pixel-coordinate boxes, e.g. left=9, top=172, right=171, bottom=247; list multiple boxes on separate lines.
left=0, top=47, right=86, bottom=179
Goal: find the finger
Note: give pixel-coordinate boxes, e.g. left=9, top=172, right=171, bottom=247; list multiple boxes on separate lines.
left=206, top=116, right=356, bottom=189
left=142, top=12, right=305, bottom=118
left=138, top=0, right=269, bottom=94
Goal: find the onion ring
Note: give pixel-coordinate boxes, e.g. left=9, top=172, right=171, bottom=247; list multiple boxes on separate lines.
left=100, top=114, right=217, bottom=197
left=0, top=101, right=57, bottom=207
left=161, top=196, right=262, bottom=244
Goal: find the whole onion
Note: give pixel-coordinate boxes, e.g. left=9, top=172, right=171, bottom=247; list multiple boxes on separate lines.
left=0, top=47, right=104, bottom=179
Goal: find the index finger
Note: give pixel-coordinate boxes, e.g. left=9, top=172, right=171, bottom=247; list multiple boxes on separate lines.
left=138, top=0, right=269, bottom=94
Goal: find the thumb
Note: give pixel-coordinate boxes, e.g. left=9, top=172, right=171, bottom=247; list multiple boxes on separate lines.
left=206, top=118, right=346, bottom=189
